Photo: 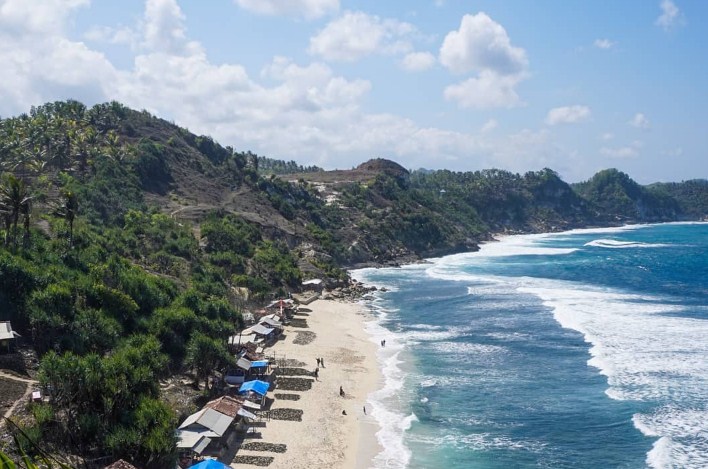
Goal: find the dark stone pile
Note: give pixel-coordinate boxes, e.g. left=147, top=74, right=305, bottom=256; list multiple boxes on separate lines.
left=241, top=443, right=287, bottom=453
left=276, top=377, right=313, bottom=391
left=274, top=393, right=300, bottom=401
left=289, top=319, right=309, bottom=328
left=232, top=455, right=274, bottom=466
left=292, top=331, right=316, bottom=345
left=281, top=359, right=307, bottom=367
left=278, top=367, right=314, bottom=377
left=269, top=408, right=303, bottom=422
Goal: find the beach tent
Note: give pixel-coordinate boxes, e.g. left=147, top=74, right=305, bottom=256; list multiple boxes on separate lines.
left=188, top=459, right=231, bottom=469
left=251, top=360, right=268, bottom=369
left=238, top=380, right=269, bottom=396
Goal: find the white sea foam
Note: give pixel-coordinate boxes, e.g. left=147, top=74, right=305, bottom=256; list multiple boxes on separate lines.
left=646, top=436, right=673, bottom=469
left=428, top=341, right=507, bottom=356
left=584, top=238, right=670, bottom=249
left=515, top=276, right=708, bottom=467
left=409, top=431, right=546, bottom=453
left=358, top=287, right=419, bottom=469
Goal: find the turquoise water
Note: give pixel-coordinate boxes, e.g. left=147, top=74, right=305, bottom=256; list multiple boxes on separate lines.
left=354, top=223, right=708, bottom=469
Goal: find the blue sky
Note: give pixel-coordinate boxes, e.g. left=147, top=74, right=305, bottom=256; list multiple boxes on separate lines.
left=1, top=0, right=706, bottom=183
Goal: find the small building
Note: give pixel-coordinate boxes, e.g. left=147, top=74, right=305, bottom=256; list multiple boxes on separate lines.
left=0, top=321, right=19, bottom=352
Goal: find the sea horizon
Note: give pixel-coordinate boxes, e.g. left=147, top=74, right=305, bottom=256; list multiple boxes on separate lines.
left=354, top=222, right=708, bottom=469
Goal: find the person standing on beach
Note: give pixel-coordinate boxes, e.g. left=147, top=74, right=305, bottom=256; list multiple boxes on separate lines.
left=316, top=358, right=320, bottom=367
left=321, top=357, right=325, bottom=368
left=314, top=367, right=319, bottom=380
left=363, top=405, right=366, bottom=415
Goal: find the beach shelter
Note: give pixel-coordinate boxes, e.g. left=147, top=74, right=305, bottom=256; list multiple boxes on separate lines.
left=179, top=408, right=234, bottom=438
left=188, top=459, right=231, bottom=469
left=176, top=429, right=212, bottom=455
left=238, top=379, right=269, bottom=396
left=0, top=321, right=20, bottom=352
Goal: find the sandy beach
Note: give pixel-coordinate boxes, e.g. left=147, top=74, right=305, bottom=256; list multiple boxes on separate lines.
left=230, top=299, right=382, bottom=469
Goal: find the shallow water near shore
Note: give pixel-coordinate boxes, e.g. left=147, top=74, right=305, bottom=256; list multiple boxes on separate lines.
left=354, top=223, right=708, bottom=469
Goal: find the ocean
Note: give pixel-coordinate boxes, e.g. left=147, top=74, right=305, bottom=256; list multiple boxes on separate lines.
left=352, top=222, right=708, bottom=469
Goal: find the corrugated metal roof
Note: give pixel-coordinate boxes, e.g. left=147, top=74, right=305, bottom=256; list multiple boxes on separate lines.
left=236, top=357, right=252, bottom=370
left=176, top=429, right=213, bottom=452
left=249, top=324, right=274, bottom=336
left=0, top=322, right=17, bottom=341
left=261, top=317, right=281, bottom=327
left=204, top=396, right=242, bottom=418
left=179, top=408, right=233, bottom=437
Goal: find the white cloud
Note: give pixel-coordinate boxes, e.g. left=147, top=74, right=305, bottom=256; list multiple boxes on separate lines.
left=143, top=0, right=190, bottom=54
left=601, top=146, right=639, bottom=159
left=439, top=12, right=528, bottom=109
left=84, top=25, right=137, bottom=47
left=308, top=11, right=415, bottom=62
left=593, top=38, right=615, bottom=49
left=601, top=140, right=643, bottom=159
left=545, top=105, right=591, bottom=125
left=0, top=0, right=89, bottom=36
left=0, top=0, right=578, bottom=176
left=656, top=0, right=682, bottom=31
left=0, top=0, right=116, bottom=115
left=629, top=112, right=650, bottom=128
left=400, top=51, right=436, bottom=72
left=444, top=71, right=523, bottom=109
left=480, top=119, right=498, bottom=133
left=439, top=13, right=527, bottom=75
left=600, top=132, right=614, bottom=141
left=665, top=147, right=683, bottom=157
left=233, top=0, right=339, bottom=19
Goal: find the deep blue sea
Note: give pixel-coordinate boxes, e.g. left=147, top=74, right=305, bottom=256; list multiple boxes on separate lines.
left=353, top=223, right=708, bottom=469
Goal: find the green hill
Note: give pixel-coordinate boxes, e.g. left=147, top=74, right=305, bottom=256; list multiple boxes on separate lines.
left=0, top=100, right=706, bottom=466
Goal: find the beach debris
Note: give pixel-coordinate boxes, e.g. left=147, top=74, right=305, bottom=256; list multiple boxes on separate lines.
left=274, top=393, right=300, bottom=401
left=241, top=442, right=287, bottom=453
left=232, top=455, right=274, bottom=466
left=276, top=377, right=314, bottom=391
left=292, top=331, right=316, bottom=345
left=269, top=408, right=303, bottom=421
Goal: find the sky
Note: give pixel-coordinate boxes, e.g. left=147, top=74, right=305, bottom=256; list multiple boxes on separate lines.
left=1, top=0, right=706, bottom=183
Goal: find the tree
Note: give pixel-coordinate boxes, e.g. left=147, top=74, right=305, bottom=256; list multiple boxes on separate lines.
left=184, top=332, right=233, bottom=390
left=0, top=174, right=32, bottom=248
left=54, top=189, right=79, bottom=248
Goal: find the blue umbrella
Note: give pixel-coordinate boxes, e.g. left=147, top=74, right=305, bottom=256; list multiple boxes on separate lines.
left=188, top=459, right=230, bottom=469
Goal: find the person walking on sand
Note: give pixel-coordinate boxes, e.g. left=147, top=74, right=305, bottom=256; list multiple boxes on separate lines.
left=316, top=358, right=320, bottom=367
left=363, top=405, right=366, bottom=415
left=314, top=367, right=319, bottom=380
left=321, top=357, right=325, bottom=368
left=340, top=386, right=345, bottom=397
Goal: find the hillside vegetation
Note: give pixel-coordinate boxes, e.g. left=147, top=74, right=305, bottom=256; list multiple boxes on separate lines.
left=0, top=100, right=706, bottom=467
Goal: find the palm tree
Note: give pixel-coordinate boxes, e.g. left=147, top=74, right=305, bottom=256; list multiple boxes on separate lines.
left=54, top=190, right=79, bottom=248
left=0, top=174, right=31, bottom=248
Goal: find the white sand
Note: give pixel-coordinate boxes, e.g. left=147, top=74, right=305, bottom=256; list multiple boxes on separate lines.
left=230, top=299, right=382, bottom=469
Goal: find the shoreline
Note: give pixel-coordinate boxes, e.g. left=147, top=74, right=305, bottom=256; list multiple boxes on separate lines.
left=231, top=299, right=383, bottom=469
